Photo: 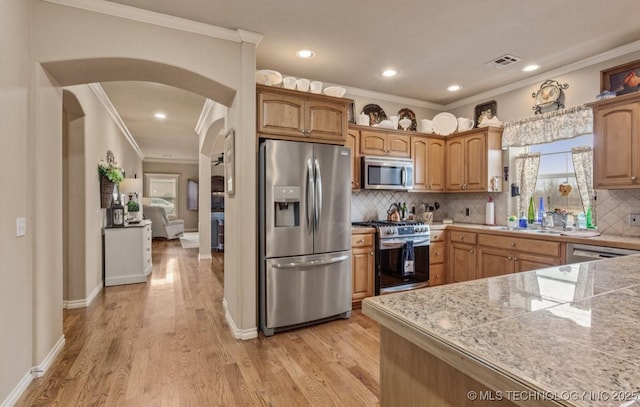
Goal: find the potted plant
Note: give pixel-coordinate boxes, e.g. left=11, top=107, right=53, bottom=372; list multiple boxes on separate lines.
left=98, top=153, right=124, bottom=208
left=127, top=199, right=140, bottom=221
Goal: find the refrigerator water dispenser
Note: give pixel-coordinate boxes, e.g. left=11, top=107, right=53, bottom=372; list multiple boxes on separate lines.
left=274, top=186, right=300, bottom=227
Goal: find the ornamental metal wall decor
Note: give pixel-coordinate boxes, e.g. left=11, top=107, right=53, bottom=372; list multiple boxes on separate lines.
left=532, top=80, right=569, bottom=114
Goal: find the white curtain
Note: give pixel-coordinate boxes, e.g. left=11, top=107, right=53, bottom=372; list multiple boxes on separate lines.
left=571, top=146, right=595, bottom=223
left=503, top=105, right=593, bottom=148
left=515, top=153, right=541, bottom=215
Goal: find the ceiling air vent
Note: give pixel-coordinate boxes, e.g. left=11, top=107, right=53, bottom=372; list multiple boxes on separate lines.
left=486, top=54, right=522, bottom=69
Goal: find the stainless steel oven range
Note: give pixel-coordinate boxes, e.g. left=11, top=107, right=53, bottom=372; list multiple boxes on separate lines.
left=353, top=221, right=430, bottom=294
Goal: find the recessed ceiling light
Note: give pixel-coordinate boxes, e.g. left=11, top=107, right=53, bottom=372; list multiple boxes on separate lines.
left=154, top=112, right=167, bottom=119
left=382, top=69, right=397, bottom=78
left=447, top=84, right=462, bottom=92
left=296, top=49, right=315, bottom=59
left=522, top=64, right=541, bottom=72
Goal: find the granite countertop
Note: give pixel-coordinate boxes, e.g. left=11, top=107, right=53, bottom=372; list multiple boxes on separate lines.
left=363, top=256, right=640, bottom=406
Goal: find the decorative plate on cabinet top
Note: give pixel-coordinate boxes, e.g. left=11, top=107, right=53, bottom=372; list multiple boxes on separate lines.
left=255, top=69, right=283, bottom=86
left=397, top=108, right=417, bottom=131
left=432, top=112, right=458, bottom=135
left=361, top=104, right=387, bottom=125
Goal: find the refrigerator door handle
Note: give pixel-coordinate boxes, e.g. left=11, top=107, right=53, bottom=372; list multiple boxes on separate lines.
left=306, top=158, right=314, bottom=231
left=314, top=158, right=322, bottom=230
left=271, top=254, right=349, bottom=269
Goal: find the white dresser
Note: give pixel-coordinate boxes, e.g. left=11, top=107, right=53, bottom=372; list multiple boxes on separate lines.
left=104, top=220, right=152, bottom=286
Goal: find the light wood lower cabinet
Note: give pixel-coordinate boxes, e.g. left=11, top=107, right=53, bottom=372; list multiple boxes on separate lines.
left=351, top=230, right=375, bottom=307
left=446, top=230, right=563, bottom=284
left=448, top=230, right=477, bottom=283
left=477, top=233, right=561, bottom=279
left=429, top=229, right=446, bottom=286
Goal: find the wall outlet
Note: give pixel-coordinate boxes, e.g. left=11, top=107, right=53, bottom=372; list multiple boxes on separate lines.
left=465, top=208, right=470, bottom=216
left=629, top=213, right=640, bottom=226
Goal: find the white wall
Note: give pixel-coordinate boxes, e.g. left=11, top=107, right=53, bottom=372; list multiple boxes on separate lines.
left=64, top=84, right=143, bottom=302
left=0, top=0, right=34, bottom=403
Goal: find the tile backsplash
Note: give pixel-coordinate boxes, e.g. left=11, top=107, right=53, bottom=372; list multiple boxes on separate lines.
left=595, top=189, right=640, bottom=237
left=351, top=188, right=640, bottom=237
left=351, top=190, right=508, bottom=225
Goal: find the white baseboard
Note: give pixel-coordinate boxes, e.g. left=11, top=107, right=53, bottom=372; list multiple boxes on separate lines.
left=222, top=298, right=258, bottom=340
left=30, top=335, right=66, bottom=378
left=0, top=370, right=32, bottom=407
left=63, top=281, right=103, bottom=309
left=198, top=253, right=212, bottom=260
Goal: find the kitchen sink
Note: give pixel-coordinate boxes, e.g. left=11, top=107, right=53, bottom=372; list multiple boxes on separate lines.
left=515, top=228, right=564, bottom=235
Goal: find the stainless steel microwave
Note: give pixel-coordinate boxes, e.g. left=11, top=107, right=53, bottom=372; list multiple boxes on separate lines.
left=362, top=156, right=413, bottom=190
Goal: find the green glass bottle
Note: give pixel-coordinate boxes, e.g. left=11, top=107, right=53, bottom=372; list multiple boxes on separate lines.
left=586, top=206, right=593, bottom=229
left=527, top=197, right=536, bottom=224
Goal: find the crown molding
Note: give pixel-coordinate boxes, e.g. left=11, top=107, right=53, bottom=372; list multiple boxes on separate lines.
left=445, top=39, right=640, bottom=110
left=42, top=0, right=261, bottom=43
left=88, top=83, right=145, bottom=160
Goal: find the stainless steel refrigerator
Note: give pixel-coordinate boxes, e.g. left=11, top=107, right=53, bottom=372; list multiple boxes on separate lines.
left=259, top=139, right=352, bottom=336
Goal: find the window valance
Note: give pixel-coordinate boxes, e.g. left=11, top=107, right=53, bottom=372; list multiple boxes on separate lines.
left=502, top=105, right=593, bottom=148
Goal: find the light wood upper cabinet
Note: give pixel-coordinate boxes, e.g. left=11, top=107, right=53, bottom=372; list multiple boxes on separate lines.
left=257, top=84, right=350, bottom=144
left=411, top=136, right=445, bottom=191
left=590, top=93, right=640, bottom=189
left=445, top=127, right=503, bottom=192
left=346, top=129, right=361, bottom=190
left=360, top=130, right=410, bottom=157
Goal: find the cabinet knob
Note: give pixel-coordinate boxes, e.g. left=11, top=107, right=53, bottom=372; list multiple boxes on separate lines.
left=632, top=176, right=638, bottom=181
left=514, top=257, right=519, bottom=261
left=511, top=242, right=516, bottom=247
left=470, top=249, right=475, bottom=254
left=460, top=236, right=464, bottom=240
left=508, top=256, right=512, bottom=260
left=370, top=251, right=374, bottom=255
left=357, top=239, right=365, bottom=243
left=435, top=251, right=440, bottom=256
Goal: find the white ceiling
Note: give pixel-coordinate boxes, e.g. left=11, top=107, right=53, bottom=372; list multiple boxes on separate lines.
left=98, top=0, right=640, bottom=161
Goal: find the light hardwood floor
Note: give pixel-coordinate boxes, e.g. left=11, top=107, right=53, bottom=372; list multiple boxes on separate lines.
left=16, top=240, right=380, bottom=406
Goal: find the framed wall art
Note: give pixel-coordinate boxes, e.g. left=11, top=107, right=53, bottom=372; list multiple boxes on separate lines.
left=601, top=59, right=640, bottom=95
left=224, top=128, right=235, bottom=196
left=474, top=100, right=497, bottom=127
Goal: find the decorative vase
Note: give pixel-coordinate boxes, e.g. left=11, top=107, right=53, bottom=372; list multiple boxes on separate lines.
left=100, top=175, right=115, bottom=208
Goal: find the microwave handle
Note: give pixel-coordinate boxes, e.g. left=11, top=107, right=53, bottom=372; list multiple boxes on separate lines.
left=401, top=166, right=406, bottom=187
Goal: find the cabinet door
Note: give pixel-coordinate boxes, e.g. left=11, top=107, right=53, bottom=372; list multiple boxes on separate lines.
left=346, top=130, right=361, bottom=190
left=387, top=134, right=411, bottom=157
left=352, top=247, right=375, bottom=306
left=594, top=102, right=640, bottom=188
left=478, top=247, right=513, bottom=279
left=427, top=138, right=446, bottom=191
left=449, top=243, right=476, bottom=283
left=429, top=263, right=446, bottom=286
left=464, top=134, right=487, bottom=191
left=411, top=137, right=428, bottom=190
left=360, top=131, right=387, bottom=155
left=306, top=100, right=347, bottom=143
left=514, top=252, right=560, bottom=273
left=257, top=91, right=305, bottom=138
left=446, top=137, right=465, bottom=190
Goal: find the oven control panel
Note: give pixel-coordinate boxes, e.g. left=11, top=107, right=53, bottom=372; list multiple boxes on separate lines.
left=380, top=225, right=430, bottom=237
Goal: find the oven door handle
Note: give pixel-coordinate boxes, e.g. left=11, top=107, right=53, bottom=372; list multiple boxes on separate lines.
left=380, top=238, right=429, bottom=247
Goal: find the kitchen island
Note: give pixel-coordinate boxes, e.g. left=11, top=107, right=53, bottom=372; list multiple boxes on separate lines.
left=362, top=256, right=640, bottom=407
